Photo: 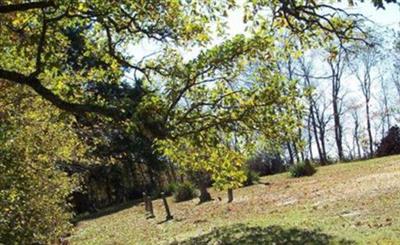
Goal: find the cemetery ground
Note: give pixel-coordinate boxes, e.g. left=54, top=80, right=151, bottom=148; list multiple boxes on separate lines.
left=69, top=155, right=400, bottom=244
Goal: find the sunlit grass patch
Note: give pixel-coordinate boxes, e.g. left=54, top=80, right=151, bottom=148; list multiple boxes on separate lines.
left=70, top=155, right=400, bottom=244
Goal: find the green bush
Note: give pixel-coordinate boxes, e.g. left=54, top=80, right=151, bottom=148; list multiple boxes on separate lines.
left=0, top=86, right=83, bottom=244
left=289, top=161, right=317, bottom=178
left=164, top=182, right=178, bottom=196
left=173, top=182, right=197, bottom=202
left=0, top=148, right=75, bottom=244
left=242, top=169, right=260, bottom=186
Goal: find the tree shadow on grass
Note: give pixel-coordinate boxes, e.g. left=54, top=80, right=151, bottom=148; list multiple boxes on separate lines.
left=72, top=199, right=142, bottom=224
left=172, top=224, right=355, bottom=245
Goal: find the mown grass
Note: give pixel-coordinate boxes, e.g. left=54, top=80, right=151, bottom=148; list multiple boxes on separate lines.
left=70, top=155, right=400, bottom=244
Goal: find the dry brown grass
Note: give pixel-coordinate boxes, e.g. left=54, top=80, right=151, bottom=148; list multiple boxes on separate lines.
left=70, top=155, right=400, bottom=244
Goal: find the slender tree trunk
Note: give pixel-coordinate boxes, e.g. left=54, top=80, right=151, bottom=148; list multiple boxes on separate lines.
left=333, top=96, right=343, bottom=161
left=138, top=164, right=148, bottom=188
left=328, top=57, right=344, bottom=161
left=354, top=121, right=362, bottom=159
left=386, top=109, right=391, bottom=134
left=356, top=138, right=362, bottom=159
left=293, top=142, right=300, bottom=163
left=319, top=127, right=328, bottom=164
left=168, top=162, right=177, bottom=183
left=297, top=128, right=305, bottom=162
left=287, top=142, right=294, bottom=165
left=365, top=99, right=374, bottom=157
left=310, top=106, right=324, bottom=163
left=306, top=113, right=314, bottom=161
left=382, top=87, right=391, bottom=137
left=165, top=166, right=173, bottom=184
left=147, top=167, right=157, bottom=191
left=307, top=125, right=314, bottom=161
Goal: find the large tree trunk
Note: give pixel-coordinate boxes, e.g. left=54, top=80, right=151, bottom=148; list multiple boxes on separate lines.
left=191, top=171, right=212, bottom=203
left=198, top=183, right=212, bottom=203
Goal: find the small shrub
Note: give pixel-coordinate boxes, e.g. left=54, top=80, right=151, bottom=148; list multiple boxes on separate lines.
left=163, top=182, right=178, bottom=196
left=173, top=182, right=197, bottom=202
left=289, top=161, right=316, bottom=178
left=242, top=169, right=260, bottom=186
left=376, top=126, right=400, bottom=157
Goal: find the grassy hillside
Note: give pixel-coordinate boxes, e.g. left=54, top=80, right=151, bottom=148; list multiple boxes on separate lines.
left=70, top=156, right=400, bottom=244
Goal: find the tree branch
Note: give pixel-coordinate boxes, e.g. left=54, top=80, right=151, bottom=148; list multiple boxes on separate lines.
left=34, top=14, right=48, bottom=75
left=0, top=68, right=122, bottom=119
left=0, top=1, right=55, bottom=14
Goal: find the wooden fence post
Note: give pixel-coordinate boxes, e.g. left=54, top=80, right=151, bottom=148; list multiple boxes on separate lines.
left=148, top=196, right=155, bottom=219
left=143, top=192, right=149, bottom=212
left=227, top=188, right=233, bottom=203
left=143, top=192, right=155, bottom=219
left=161, top=192, right=173, bottom=221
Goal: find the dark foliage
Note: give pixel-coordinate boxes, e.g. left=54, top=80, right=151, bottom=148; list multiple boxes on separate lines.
left=63, top=77, right=170, bottom=213
left=59, top=162, right=147, bottom=213
left=242, top=169, right=260, bottom=186
left=164, top=182, right=178, bottom=196
left=376, top=126, right=400, bottom=157
left=289, top=160, right=317, bottom=178
left=173, top=182, right=198, bottom=202
left=246, top=152, right=285, bottom=176
left=172, top=224, right=354, bottom=245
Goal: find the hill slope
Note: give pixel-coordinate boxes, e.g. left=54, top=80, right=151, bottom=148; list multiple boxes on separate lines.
left=70, top=156, right=400, bottom=244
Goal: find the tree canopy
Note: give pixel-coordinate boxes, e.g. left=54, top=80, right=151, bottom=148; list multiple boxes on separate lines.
left=1, top=0, right=395, bottom=188
left=1, top=0, right=390, bottom=118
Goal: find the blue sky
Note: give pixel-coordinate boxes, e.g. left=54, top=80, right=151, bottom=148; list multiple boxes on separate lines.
left=133, top=2, right=399, bottom=62
left=339, top=2, right=400, bottom=28
left=128, top=2, right=399, bottom=158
